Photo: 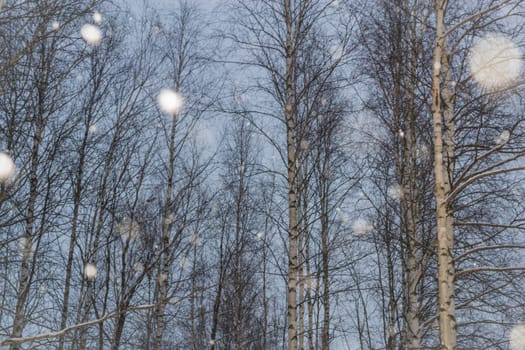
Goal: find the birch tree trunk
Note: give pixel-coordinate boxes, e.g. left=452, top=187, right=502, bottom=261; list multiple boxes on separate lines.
left=302, top=158, right=314, bottom=350
left=319, top=153, right=330, bottom=350
left=284, top=0, right=299, bottom=348
left=234, top=152, right=245, bottom=350
left=10, top=118, right=42, bottom=350
left=400, top=62, right=423, bottom=350
left=153, top=110, right=178, bottom=350
left=209, top=217, right=226, bottom=350
left=431, top=1, right=456, bottom=348
left=297, top=155, right=305, bottom=350
left=10, top=36, right=50, bottom=350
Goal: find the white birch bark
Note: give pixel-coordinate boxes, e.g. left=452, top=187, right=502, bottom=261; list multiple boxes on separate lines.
left=431, top=1, right=457, bottom=349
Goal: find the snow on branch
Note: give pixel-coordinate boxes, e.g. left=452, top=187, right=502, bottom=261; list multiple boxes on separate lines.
left=0, top=290, right=202, bottom=347
left=0, top=304, right=154, bottom=346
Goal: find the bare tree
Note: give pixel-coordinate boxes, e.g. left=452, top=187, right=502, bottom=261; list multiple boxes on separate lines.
left=430, top=1, right=525, bottom=348
left=359, top=1, right=437, bottom=348
left=149, top=3, right=216, bottom=349
left=226, top=1, right=354, bottom=348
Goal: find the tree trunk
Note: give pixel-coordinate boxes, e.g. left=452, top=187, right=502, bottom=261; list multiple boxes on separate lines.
left=262, top=212, right=270, bottom=350
left=111, top=302, right=128, bottom=350
left=284, top=0, right=298, bottom=348
left=318, top=134, right=331, bottom=350
left=58, top=114, right=92, bottom=350
left=402, top=79, right=422, bottom=350
left=210, top=221, right=226, bottom=350
left=304, top=165, right=314, bottom=350
left=154, top=112, right=178, bottom=350
left=297, top=155, right=305, bottom=350
left=10, top=47, right=47, bottom=349
left=431, top=1, right=456, bottom=348
left=384, top=216, right=397, bottom=350
left=234, top=159, right=245, bottom=350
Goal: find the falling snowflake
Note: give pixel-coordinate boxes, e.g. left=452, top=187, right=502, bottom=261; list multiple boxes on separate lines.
left=179, top=257, right=189, bottom=270
left=510, top=324, right=525, bottom=350
left=399, top=129, right=405, bottom=138
left=387, top=184, right=403, bottom=200
left=80, top=24, right=102, bottom=46
left=157, top=89, right=184, bottom=115
left=416, top=143, right=430, bottom=160
left=0, top=152, right=15, bottom=183
left=300, top=140, right=310, bottom=150
left=496, top=130, right=510, bottom=145
left=331, top=46, right=343, bottom=61
left=88, top=124, right=97, bottom=133
left=256, top=231, right=265, bottom=240
left=84, top=264, right=97, bottom=280
left=235, top=93, right=247, bottom=103
left=158, top=273, right=168, bottom=282
left=193, top=127, right=216, bottom=146
left=304, top=275, right=318, bottom=290
left=339, top=211, right=350, bottom=223
left=393, top=4, right=402, bottom=14
left=189, top=233, right=199, bottom=246
left=51, top=21, right=60, bottom=31
left=164, top=214, right=174, bottom=225
left=469, top=34, right=523, bottom=91
left=133, top=262, right=144, bottom=273
left=351, top=218, right=373, bottom=236
left=117, top=218, right=141, bottom=240
left=93, top=11, right=102, bottom=24
left=209, top=339, right=216, bottom=346
left=17, top=237, right=29, bottom=254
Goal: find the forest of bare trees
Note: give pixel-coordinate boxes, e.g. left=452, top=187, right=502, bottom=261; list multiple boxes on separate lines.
left=0, top=0, right=524, bottom=349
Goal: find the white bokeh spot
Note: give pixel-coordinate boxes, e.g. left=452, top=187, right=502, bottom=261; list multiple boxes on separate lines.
left=117, top=218, right=141, bottom=241
left=469, top=34, right=523, bottom=90
left=387, top=184, right=404, bottom=200
left=0, top=152, right=16, bottom=183
left=496, top=130, right=510, bottom=145
left=93, top=11, right=102, bottom=24
left=157, top=89, right=184, bottom=115
left=81, top=24, right=102, bottom=46
left=510, top=323, right=525, bottom=350
left=84, top=264, right=97, bottom=280
left=352, top=218, right=373, bottom=236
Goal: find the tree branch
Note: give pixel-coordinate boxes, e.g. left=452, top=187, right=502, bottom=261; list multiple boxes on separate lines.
left=456, top=266, right=525, bottom=279
left=456, top=244, right=525, bottom=262
left=0, top=291, right=200, bottom=346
